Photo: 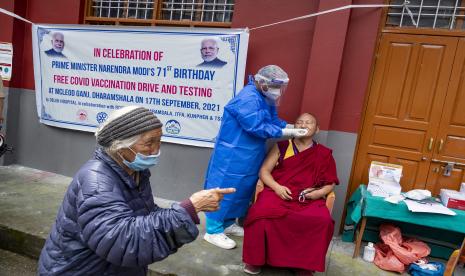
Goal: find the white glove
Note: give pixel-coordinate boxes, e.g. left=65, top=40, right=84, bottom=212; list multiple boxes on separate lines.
left=281, top=128, right=308, bottom=137
left=285, top=124, right=294, bottom=129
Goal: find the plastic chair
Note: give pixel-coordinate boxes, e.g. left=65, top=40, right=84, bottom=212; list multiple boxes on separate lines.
left=444, top=239, right=465, bottom=276
left=253, top=179, right=336, bottom=215
left=325, top=190, right=335, bottom=214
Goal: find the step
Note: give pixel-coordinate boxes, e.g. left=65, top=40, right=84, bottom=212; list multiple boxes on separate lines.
left=0, top=248, right=37, bottom=276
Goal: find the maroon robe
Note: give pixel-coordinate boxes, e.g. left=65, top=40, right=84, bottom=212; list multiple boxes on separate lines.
left=242, top=141, right=339, bottom=272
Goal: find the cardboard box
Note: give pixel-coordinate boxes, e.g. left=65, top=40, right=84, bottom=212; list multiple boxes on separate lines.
left=367, top=161, right=402, bottom=197
left=440, top=189, right=465, bottom=211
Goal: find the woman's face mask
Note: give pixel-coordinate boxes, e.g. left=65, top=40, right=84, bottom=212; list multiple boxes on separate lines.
left=121, top=147, right=161, bottom=171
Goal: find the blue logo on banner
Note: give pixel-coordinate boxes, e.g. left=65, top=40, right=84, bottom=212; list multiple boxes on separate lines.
left=96, top=112, right=108, bottom=124
left=165, top=120, right=181, bottom=134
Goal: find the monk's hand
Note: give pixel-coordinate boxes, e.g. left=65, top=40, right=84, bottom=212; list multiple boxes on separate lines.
left=273, top=185, right=292, bottom=200
left=304, top=189, right=322, bottom=200
left=189, top=188, right=236, bottom=212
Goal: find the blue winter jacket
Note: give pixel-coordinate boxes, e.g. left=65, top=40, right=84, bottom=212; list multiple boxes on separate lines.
left=204, top=76, right=287, bottom=221
left=38, top=148, right=199, bottom=275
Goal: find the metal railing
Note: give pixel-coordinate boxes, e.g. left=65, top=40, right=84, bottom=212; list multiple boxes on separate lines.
left=90, top=0, right=234, bottom=22
left=387, top=0, right=465, bottom=29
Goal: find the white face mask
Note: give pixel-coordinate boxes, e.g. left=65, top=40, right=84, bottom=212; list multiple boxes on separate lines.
left=265, top=88, right=281, bottom=101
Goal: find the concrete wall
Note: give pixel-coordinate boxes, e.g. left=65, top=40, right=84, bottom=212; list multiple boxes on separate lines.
left=330, top=0, right=384, bottom=133
left=232, top=0, right=319, bottom=122
left=325, top=131, right=357, bottom=231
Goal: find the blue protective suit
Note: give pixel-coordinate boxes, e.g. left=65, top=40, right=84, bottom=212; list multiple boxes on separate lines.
left=204, top=76, right=287, bottom=222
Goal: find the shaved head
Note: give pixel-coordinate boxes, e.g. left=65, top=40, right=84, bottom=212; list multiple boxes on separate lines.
left=296, top=113, right=318, bottom=125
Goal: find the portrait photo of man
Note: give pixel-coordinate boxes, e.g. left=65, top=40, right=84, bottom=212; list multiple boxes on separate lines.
left=45, top=32, right=66, bottom=58
left=198, top=38, right=227, bottom=68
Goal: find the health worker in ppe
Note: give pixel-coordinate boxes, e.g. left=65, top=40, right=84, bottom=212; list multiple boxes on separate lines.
left=203, top=65, right=308, bottom=249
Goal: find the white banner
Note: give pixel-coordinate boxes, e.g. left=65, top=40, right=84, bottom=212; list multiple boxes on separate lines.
left=32, top=24, right=249, bottom=148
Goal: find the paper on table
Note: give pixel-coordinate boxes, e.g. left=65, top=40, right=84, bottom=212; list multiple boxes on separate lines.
left=384, top=194, right=405, bottom=204
left=404, top=199, right=456, bottom=216
left=367, top=162, right=402, bottom=198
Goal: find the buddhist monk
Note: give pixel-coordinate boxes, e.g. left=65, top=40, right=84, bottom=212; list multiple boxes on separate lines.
left=242, top=113, right=339, bottom=275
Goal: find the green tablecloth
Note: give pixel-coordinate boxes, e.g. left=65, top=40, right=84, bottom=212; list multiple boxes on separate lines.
left=343, top=185, right=465, bottom=258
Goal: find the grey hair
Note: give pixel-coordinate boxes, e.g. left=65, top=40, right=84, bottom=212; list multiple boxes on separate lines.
left=52, top=32, right=64, bottom=39
left=201, top=37, right=219, bottom=48
left=104, top=134, right=141, bottom=156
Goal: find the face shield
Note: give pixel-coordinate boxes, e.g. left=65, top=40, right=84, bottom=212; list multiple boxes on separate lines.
left=255, top=74, right=289, bottom=105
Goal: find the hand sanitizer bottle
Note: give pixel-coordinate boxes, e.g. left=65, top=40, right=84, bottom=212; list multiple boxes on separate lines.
left=363, top=242, right=376, bottom=262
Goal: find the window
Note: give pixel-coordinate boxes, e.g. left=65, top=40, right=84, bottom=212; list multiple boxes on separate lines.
left=84, top=0, right=235, bottom=27
left=386, top=0, right=465, bottom=29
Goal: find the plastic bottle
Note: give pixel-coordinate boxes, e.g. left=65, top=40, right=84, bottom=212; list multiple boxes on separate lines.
left=363, top=242, right=376, bottom=262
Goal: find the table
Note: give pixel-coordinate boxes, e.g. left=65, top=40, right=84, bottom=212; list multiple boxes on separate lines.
left=344, top=185, right=465, bottom=259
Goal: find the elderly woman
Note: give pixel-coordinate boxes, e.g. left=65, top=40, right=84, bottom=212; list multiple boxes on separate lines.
left=38, top=106, right=234, bottom=275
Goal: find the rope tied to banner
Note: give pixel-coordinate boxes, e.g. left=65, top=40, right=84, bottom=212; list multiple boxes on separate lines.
left=249, top=1, right=418, bottom=31
left=0, top=7, right=32, bottom=24
left=402, top=1, right=418, bottom=27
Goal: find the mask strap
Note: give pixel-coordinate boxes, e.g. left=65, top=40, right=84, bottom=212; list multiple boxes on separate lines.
left=117, top=147, right=136, bottom=163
